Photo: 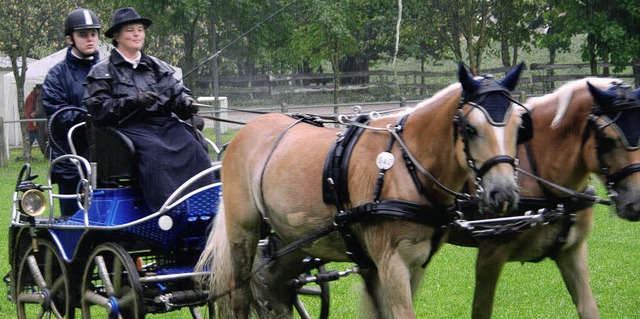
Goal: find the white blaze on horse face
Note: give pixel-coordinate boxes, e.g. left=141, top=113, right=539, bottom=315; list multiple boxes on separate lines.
left=466, top=107, right=512, bottom=156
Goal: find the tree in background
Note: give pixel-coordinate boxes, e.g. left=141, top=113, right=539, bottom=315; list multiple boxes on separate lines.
left=490, top=0, right=539, bottom=68
left=593, top=0, right=640, bottom=85
left=289, top=0, right=357, bottom=104
left=542, top=0, right=639, bottom=85
left=0, top=0, right=76, bottom=161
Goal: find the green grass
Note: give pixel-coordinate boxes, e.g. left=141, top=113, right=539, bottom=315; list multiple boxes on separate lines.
left=1, top=147, right=639, bottom=318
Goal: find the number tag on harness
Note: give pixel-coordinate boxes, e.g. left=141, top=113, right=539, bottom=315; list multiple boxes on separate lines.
left=376, top=152, right=395, bottom=170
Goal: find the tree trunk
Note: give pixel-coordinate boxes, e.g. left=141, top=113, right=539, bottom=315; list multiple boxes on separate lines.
left=183, top=23, right=196, bottom=92
left=601, top=47, right=610, bottom=76
left=501, top=39, right=510, bottom=67
left=586, top=4, right=598, bottom=75
left=12, top=56, right=33, bottom=161
left=329, top=37, right=341, bottom=106
left=0, top=117, right=6, bottom=166
left=547, top=47, right=557, bottom=92
left=633, top=60, right=640, bottom=88
left=587, top=33, right=598, bottom=75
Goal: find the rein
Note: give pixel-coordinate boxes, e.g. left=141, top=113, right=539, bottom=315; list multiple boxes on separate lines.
left=516, top=168, right=611, bottom=205
left=338, top=115, right=476, bottom=200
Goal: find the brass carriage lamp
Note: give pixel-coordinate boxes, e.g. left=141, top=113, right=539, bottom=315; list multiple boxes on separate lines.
left=19, top=189, right=46, bottom=217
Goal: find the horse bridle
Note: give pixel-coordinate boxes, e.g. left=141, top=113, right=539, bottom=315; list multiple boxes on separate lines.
left=454, top=92, right=532, bottom=201
left=455, top=102, right=517, bottom=179
left=586, top=113, right=640, bottom=202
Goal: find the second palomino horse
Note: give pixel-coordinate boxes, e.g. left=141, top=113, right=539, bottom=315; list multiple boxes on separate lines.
left=449, top=78, right=640, bottom=319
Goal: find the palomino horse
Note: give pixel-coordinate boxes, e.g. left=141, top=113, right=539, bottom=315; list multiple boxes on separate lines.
left=449, top=78, right=640, bottom=319
left=196, top=63, right=529, bottom=318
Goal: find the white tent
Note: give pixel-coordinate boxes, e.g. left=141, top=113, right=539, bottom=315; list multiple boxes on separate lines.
left=2, top=42, right=182, bottom=157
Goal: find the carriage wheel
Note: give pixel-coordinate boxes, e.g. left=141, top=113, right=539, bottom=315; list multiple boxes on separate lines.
left=80, top=243, right=145, bottom=319
left=293, top=265, right=330, bottom=319
left=16, top=239, right=74, bottom=319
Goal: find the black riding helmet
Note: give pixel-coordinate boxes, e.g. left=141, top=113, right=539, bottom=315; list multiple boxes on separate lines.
left=65, top=8, right=101, bottom=36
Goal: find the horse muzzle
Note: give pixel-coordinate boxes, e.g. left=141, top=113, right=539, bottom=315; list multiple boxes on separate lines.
left=614, top=187, right=640, bottom=222
left=477, top=171, right=520, bottom=216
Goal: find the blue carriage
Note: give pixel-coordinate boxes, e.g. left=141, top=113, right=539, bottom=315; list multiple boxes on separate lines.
left=6, top=115, right=222, bottom=318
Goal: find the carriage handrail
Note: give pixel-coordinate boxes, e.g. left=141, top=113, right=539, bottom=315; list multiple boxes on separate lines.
left=67, top=122, right=86, bottom=156
left=203, top=136, right=221, bottom=155
left=158, top=164, right=222, bottom=212
left=45, top=154, right=94, bottom=223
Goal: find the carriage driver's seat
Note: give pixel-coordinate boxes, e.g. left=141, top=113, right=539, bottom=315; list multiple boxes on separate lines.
left=86, top=119, right=139, bottom=188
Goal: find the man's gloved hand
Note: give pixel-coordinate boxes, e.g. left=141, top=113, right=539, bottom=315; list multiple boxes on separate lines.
left=135, top=91, right=159, bottom=108
left=174, top=98, right=198, bottom=119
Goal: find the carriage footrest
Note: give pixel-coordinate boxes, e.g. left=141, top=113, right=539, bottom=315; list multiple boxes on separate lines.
left=290, top=266, right=359, bottom=287
left=154, top=290, right=209, bottom=311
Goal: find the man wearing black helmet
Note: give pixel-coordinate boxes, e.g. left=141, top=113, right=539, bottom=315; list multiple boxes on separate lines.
left=42, top=8, right=101, bottom=216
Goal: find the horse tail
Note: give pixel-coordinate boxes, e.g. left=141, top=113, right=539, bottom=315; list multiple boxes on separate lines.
left=195, top=200, right=234, bottom=315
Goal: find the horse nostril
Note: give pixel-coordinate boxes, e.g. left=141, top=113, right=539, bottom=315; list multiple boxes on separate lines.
left=623, top=203, right=640, bottom=222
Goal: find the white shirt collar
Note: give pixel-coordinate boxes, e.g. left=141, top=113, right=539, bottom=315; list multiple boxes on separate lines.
left=116, top=48, right=142, bottom=69
left=70, top=49, right=94, bottom=60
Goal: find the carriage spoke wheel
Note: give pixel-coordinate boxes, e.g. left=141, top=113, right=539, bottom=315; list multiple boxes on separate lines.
left=81, top=243, right=144, bottom=319
left=16, top=239, right=74, bottom=319
left=294, top=265, right=330, bottom=319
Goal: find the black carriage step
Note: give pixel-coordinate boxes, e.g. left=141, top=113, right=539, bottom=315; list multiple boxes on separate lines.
left=151, top=289, right=210, bottom=312
left=290, top=266, right=359, bottom=287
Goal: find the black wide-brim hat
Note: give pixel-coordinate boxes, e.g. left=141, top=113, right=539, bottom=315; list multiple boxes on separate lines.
left=105, top=7, right=152, bottom=38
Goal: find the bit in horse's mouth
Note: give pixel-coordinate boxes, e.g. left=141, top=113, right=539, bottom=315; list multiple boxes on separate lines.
left=502, top=201, right=510, bottom=214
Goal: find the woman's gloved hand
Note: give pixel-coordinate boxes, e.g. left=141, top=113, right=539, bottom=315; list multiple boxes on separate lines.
left=135, top=91, right=159, bottom=108
left=174, top=98, right=198, bottom=119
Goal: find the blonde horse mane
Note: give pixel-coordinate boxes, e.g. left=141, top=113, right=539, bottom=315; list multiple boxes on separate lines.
left=527, top=77, right=623, bottom=128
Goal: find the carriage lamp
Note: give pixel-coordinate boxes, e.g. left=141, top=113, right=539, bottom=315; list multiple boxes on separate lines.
left=19, top=189, right=46, bottom=217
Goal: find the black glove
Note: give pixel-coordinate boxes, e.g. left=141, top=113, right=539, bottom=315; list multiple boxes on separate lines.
left=174, top=98, right=198, bottom=119
left=135, top=91, right=159, bottom=108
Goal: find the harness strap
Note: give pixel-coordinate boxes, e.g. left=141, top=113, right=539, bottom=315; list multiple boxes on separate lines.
left=322, top=114, right=371, bottom=204
left=336, top=200, right=455, bottom=267
left=258, top=118, right=306, bottom=219
left=523, top=141, right=556, bottom=199
left=476, top=155, right=516, bottom=179
left=607, top=163, right=640, bottom=184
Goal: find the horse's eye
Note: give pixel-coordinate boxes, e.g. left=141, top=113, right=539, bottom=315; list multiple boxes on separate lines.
left=598, top=136, right=617, bottom=153
left=465, top=126, right=478, bottom=137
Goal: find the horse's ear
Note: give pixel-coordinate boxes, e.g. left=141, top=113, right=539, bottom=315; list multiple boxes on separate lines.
left=458, top=62, right=478, bottom=95
left=587, top=81, right=616, bottom=108
left=499, top=62, right=525, bottom=91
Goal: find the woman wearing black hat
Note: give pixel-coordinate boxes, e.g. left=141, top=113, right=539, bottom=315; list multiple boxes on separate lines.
left=83, top=7, right=215, bottom=212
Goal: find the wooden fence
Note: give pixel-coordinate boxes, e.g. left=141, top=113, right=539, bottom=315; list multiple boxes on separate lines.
left=196, top=63, right=639, bottom=99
